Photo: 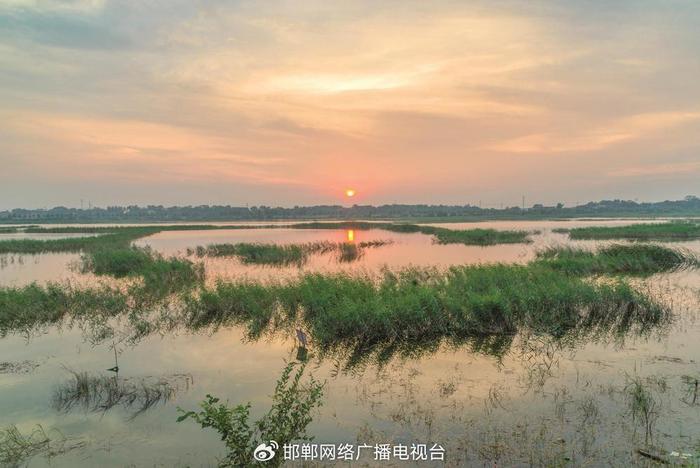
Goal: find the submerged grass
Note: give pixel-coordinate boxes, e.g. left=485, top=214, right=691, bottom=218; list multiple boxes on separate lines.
left=52, top=370, right=192, bottom=419
left=534, top=244, right=699, bottom=275
left=566, top=221, right=700, bottom=240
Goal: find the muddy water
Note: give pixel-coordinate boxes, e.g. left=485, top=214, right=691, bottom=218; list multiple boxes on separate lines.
left=0, top=220, right=699, bottom=466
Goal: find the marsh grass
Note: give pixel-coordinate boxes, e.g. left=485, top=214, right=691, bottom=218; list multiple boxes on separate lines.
left=624, top=375, right=660, bottom=445
left=195, top=242, right=320, bottom=266
left=189, top=240, right=393, bottom=265
left=535, top=244, right=699, bottom=275
left=0, top=247, right=673, bottom=367
left=0, top=283, right=129, bottom=337
left=680, top=375, right=699, bottom=406
left=0, top=225, right=272, bottom=255
left=567, top=221, right=700, bottom=240
left=289, top=222, right=532, bottom=245
left=0, top=424, right=85, bottom=466
left=186, top=264, right=668, bottom=366
left=81, top=247, right=204, bottom=299
left=0, top=228, right=157, bottom=254
left=52, top=370, right=193, bottom=419
left=336, top=242, right=362, bottom=262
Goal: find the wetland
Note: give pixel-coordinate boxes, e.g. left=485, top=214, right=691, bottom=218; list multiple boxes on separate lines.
left=1, top=219, right=700, bottom=466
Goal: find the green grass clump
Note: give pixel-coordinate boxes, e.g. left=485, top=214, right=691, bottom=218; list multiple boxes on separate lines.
left=85, top=248, right=153, bottom=278
left=535, top=244, right=698, bottom=275
left=336, top=243, right=362, bottom=262
left=290, top=222, right=532, bottom=245
left=192, top=240, right=392, bottom=265
left=187, top=264, right=666, bottom=354
left=567, top=221, right=700, bottom=240
left=211, top=243, right=307, bottom=266
left=431, top=227, right=530, bottom=245
left=82, top=247, right=204, bottom=297
left=0, top=283, right=128, bottom=336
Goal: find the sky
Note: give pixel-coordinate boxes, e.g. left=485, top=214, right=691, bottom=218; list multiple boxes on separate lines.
left=1, top=0, right=699, bottom=209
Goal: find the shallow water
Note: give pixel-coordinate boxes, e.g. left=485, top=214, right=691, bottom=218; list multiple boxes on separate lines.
left=1, top=219, right=699, bottom=466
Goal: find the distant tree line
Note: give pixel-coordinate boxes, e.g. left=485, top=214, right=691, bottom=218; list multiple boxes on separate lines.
left=1, top=196, right=699, bottom=223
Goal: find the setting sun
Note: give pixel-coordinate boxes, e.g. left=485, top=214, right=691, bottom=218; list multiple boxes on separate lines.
left=345, top=189, right=356, bottom=198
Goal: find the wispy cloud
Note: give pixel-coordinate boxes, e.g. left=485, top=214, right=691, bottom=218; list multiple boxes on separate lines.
left=487, top=112, right=700, bottom=153
left=1, top=0, right=699, bottom=208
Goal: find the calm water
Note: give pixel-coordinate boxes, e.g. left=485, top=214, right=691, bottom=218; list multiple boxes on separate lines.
left=1, top=220, right=699, bottom=466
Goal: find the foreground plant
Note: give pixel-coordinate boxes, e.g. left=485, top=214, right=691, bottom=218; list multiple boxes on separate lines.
left=177, top=362, right=324, bottom=467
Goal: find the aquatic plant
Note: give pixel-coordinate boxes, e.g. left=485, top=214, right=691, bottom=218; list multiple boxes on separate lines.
left=681, top=375, right=700, bottom=406
left=0, top=225, right=272, bottom=255
left=566, top=221, right=700, bottom=240
left=0, top=283, right=129, bottom=337
left=191, top=240, right=392, bottom=265
left=186, top=264, right=668, bottom=365
left=0, top=425, right=84, bottom=466
left=177, top=362, right=324, bottom=467
left=336, top=242, right=362, bottom=262
left=0, top=360, right=39, bottom=374
left=81, top=246, right=204, bottom=298
left=624, top=375, right=661, bottom=445
left=534, top=244, right=699, bottom=275
left=204, top=242, right=311, bottom=266
left=290, top=222, right=532, bottom=245
left=52, top=370, right=193, bottom=419
left=0, top=241, right=674, bottom=370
